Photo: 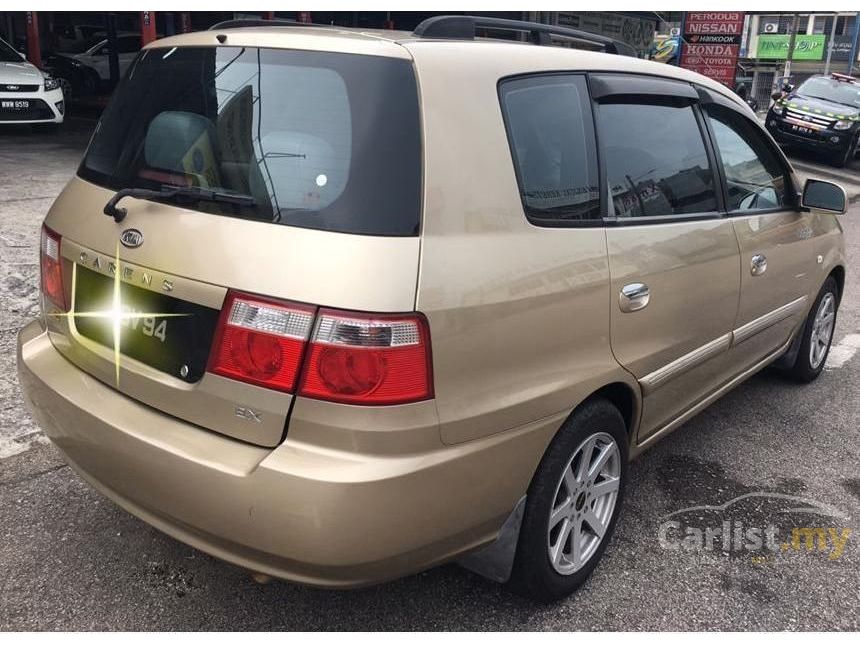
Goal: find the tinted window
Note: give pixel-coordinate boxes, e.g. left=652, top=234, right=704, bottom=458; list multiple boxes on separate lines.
left=500, top=75, right=600, bottom=223
left=62, top=35, right=104, bottom=54
left=705, top=104, right=790, bottom=212
left=80, top=47, right=421, bottom=236
left=597, top=101, right=718, bottom=218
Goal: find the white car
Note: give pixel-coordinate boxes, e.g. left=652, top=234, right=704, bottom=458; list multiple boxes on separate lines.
left=0, top=37, right=64, bottom=126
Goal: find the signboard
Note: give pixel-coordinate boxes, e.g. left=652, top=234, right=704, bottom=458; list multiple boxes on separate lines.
left=827, top=35, right=854, bottom=62
left=680, top=12, right=745, bottom=87
left=756, top=34, right=826, bottom=60
left=650, top=35, right=680, bottom=63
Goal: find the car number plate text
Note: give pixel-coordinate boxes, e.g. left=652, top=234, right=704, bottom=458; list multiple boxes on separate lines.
left=1, top=100, right=29, bottom=109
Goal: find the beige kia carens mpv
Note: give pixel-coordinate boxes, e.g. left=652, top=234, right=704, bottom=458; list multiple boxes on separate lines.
left=17, top=16, right=848, bottom=601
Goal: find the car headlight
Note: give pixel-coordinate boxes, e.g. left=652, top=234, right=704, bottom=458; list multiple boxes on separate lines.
left=43, top=76, right=61, bottom=91
left=833, top=120, right=853, bottom=131
left=772, top=104, right=785, bottom=116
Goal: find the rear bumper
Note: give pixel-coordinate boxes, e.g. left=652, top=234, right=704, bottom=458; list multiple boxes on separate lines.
left=17, top=319, right=550, bottom=588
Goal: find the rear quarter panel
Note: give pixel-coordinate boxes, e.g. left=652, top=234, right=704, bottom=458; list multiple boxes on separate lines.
left=410, top=45, right=637, bottom=449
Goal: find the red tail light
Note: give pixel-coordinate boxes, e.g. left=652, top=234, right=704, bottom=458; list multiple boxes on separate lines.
left=299, top=309, right=433, bottom=405
left=207, top=291, right=315, bottom=392
left=40, top=224, right=65, bottom=311
left=207, top=292, right=434, bottom=404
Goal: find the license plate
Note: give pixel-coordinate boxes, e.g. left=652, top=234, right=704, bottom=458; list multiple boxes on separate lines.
left=791, top=124, right=814, bottom=135
left=73, top=265, right=220, bottom=383
left=1, top=100, right=29, bottom=109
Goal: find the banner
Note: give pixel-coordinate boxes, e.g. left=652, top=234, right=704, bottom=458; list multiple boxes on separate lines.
left=756, top=34, right=826, bottom=60
left=680, top=12, right=745, bottom=88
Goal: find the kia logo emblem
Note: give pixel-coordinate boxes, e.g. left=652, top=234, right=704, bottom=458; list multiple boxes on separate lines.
left=120, top=229, right=144, bottom=248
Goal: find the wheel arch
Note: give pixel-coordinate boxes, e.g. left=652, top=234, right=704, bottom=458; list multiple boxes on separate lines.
left=461, top=379, right=641, bottom=585
left=829, top=265, right=845, bottom=305
left=584, top=381, right=641, bottom=440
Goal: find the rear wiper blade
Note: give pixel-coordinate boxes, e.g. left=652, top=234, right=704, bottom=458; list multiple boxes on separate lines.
left=104, top=185, right=256, bottom=223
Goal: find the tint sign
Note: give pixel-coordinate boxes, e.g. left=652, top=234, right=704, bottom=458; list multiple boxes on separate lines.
left=680, top=12, right=745, bottom=87
left=756, top=34, right=826, bottom=60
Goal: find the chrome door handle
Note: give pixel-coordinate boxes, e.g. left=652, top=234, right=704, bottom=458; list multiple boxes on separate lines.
left=620, top=283, right=650, bottom=313
left=751, top=254, right=767, bottom=276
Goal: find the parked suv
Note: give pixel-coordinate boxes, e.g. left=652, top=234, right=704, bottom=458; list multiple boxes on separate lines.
left=17, top=17, right=848, bottom=601
left=766, top=73, right=860, bottom=167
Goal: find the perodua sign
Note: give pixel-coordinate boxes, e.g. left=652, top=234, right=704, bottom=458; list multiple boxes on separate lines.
left=680, top=12, right=745, bottom=88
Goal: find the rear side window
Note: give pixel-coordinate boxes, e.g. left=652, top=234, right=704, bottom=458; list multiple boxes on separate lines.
left=79, top=47, right=421, bottom=236
left=597, top=101, right=718, bottom=218
left=704, top=104, right=790, bottom=212
left=499, top=75, right=600, bottom=223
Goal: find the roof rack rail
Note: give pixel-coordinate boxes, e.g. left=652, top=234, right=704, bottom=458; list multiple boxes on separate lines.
left=412, top=15, right=637, bottom=57
left=208, top=18, right=302, bottom=30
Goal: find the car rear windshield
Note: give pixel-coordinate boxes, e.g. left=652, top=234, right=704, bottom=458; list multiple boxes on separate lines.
left=79, top=46, right=422, bottom=236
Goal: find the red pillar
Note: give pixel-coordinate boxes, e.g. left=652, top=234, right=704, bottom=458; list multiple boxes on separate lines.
left=261, top=12, right=274, bottom=20
left=179, top=12, right=191, bottom=33
left=140, top=11, right=157, bottom=46
left=297, top=12, right=312, bottom=23
left=25, top=11, right=41, bottom=68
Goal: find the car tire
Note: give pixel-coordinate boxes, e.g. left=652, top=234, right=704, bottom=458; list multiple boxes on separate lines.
left=786, top=277, right=839, bottom=382
left=832, top=134, right=858, bottom=168
left=508, top=398, right=628, bottom=603
left=58, top=77, right=73, bottom=103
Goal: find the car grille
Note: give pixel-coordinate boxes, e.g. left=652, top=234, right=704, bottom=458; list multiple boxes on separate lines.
left=784, top=107, right=834, bottom=130
left=0, top=98, right=54, bottom=121
left=0, top=83, right=39, bottom=92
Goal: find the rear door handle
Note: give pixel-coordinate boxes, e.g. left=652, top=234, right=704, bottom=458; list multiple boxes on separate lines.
left=620, top=283, right=650, bottom=313
left=751, top=254, right=767, bottom=276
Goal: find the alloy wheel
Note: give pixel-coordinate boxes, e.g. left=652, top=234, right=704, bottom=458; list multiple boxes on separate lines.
left=546, top=431, right=621, bottom=575
left=809, top=292, right=836, bottom=370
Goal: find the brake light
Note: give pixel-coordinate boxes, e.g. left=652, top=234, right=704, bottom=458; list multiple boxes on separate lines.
left=40, top=224, right=65, bottom=311
left=207, top=291, right=315, bottom=392
left=208, top=293, right=434, bottom=404
left=299, top=310, right=433, bottom=405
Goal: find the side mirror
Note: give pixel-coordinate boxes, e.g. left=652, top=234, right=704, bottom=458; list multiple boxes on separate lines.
left=802, top=179, right=847, bottom=214
left=782, top=83, right=794, bottom=93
